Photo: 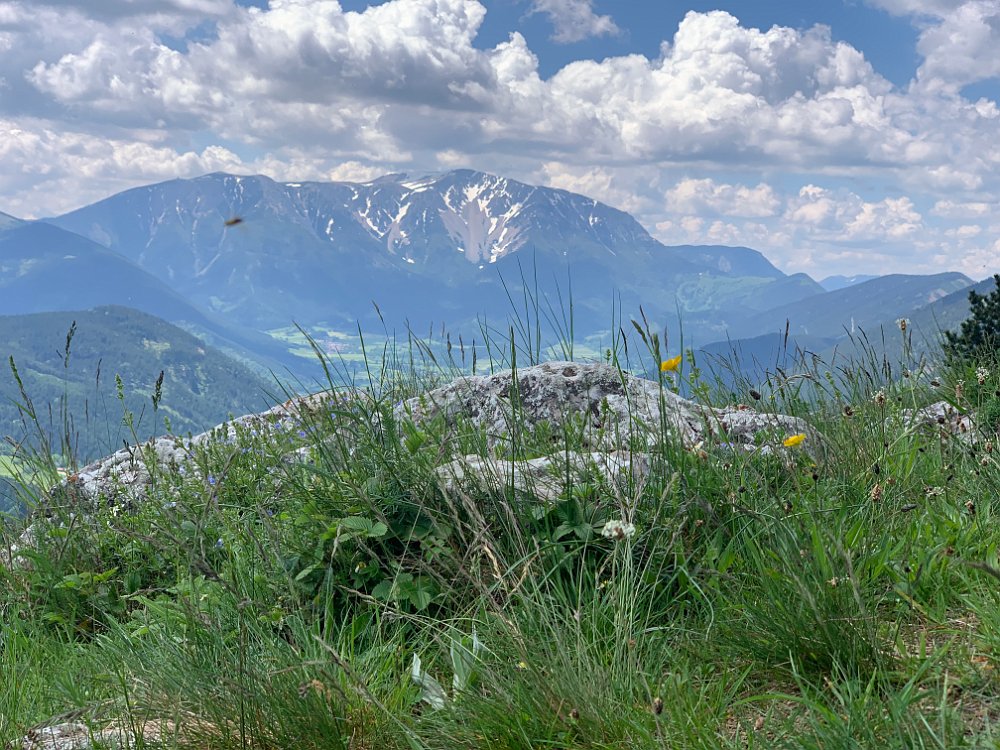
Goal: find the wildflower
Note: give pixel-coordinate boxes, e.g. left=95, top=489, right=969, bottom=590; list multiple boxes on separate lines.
left=660, top=355, right=682, bottom=372
left=827, top=577, right=840, bottom=587
left=298, top=430, right=307, bottom=438
left=207, top=475, right=217, bottom=486
left=896, top=318, right=910, bottom=333
left=601, top=519, right=636, bottom=541
left=516, top=660, right=528, bottom=671
left=977, top=367, right=990, bottom=385
left=842, top=405, right=854, bottom=417
left=214, top=538, right=225, bottom=549
left=924, top=486, right=944, bottom=499
left=956, top=381, right=965, bottom=400
left=782, top=433, right=806, bottom=448
left=870, top=483, right=883, bottom=502
left=652, top=697, right=664, bottom=715
left=569, top=708, right=580, bottom=720
left=873, top=390, right=887, bottom=407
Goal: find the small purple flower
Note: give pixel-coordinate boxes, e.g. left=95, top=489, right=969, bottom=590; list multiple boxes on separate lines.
left=207, top=475, right=217, bottom=486
left=298, top=430, right=307, bottom=438
left=214, top=538, right=224, bottom=549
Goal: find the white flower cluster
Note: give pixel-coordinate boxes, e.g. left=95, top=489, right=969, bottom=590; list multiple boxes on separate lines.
left=601, top=519, right=636, bottom=542
left=977, top=367, right=990, bottom=385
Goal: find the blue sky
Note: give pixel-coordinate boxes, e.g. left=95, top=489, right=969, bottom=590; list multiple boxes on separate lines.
left=0, top=0, right=998, bottom=279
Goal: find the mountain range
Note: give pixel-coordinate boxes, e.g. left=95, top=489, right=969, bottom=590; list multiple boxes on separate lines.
left=0, top=168, right=984, bottom=405
left=46, top=171, right=834, bottom=343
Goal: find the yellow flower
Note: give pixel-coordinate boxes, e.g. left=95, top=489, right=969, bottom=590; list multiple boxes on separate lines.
left=782, top=433, right=806, bottom=448
left=660, top=355, right=682, bottom=372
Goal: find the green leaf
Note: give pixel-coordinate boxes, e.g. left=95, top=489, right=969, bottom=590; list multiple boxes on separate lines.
left=371, top=580, right=394, bottom=601
left=337, top=516, right=388, bottom=538
left=407, top=587, right=433, bottom=611
left=410, top=654, right=447, bottom=710
left=294, top=564, right=318, bottom=582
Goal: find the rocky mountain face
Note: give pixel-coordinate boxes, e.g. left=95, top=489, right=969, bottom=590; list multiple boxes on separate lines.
left=47, top=170, right=817, bottom=339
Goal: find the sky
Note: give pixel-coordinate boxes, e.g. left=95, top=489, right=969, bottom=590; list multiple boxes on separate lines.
left=1, top=0, right=999, bottom=280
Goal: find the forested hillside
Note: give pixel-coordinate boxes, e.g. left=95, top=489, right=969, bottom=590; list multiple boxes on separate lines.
left=0, top=306, right=274, bottom=463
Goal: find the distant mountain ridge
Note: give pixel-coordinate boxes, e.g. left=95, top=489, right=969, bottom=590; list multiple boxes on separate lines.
left=0, top=211, right=21, bottom=230
left=819, top=274, right=879, bottom=292
left=726, top=272, right=973, bottom=341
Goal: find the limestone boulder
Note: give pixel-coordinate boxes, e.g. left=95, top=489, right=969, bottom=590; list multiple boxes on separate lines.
left=434, top=450, right=651, bottom=503
left=16, top=717, right=215, bottom=750
left=900, top=400, right=976, bottom=443
left=395, top=361, right=817, bottom=455
left=8, top=362, right=817, bottom=563
left=54, top=390, right=342, bottom=509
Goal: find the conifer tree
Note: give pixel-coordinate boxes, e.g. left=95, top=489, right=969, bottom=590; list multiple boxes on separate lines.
left=945, top=275, right=1000, bottom=361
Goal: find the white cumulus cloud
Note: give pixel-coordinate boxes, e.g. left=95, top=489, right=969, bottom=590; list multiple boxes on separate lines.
left=665, top=178, right=780, bottom=218
left=528, top=0, right=620, bottom=43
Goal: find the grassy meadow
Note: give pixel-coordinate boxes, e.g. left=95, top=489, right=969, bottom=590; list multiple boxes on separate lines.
left=3, top=311, right=1000, bottom=749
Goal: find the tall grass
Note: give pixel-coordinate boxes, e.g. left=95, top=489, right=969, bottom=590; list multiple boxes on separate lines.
left=3, top=304, right=1000, bottom=748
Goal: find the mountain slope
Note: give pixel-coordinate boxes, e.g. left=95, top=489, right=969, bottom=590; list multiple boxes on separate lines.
left=0, top=220, right=306, bottom=374
left=0, top=220, right=219, bottom=319
left=0, top=306, right=274, bottom=461
left=728, top=273, right=973, bottom=340
left=0, top=211, right=21, bottom=230
left=904, top=276, right=994, bottom=340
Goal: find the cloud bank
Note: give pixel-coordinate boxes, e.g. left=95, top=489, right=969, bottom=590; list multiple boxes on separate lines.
left=0, top=0, right=998, bottom=278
